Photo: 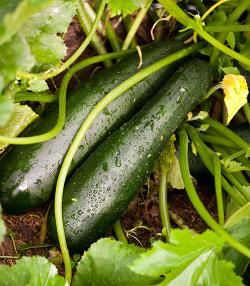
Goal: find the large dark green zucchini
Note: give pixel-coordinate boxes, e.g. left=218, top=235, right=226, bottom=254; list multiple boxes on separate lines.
left=48, top=59, right=212, bottom=252
left=0, top=40, right=184, bottom=214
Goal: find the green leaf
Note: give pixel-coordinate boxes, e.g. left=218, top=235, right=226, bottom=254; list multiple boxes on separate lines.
left=225, top=202, right=250, bottom=229
left=221, top=159, right=249, bottom=172
left=226, top=32, right=236, bottom=50
left=107, top=0, right=144, bottom=16
left=0, top=96, right=14, bottom=127
left=22, top=0, right=76, bottom=68
left=131, top=229, right=243, bottom=286
left=0, top=0, right=76, bottom=87
left=0, top=33, right=35, bottom=85
left=0, top=0, right=54, bottom=44
left=167, top=154, right=184, bottom=189
left=224, top=218, right=250, bottom=276
left=28, top=80, right=49, bottom=92
left=0, top=104, right=38, bottom=152
left=0, top=256, right=65, bottom=286
left=221, top=67, right=240, bottom=75
left=72, top=238, right=156, bottom=286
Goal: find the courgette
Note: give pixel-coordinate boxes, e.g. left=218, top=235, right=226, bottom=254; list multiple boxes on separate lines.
left=0, top=40, right=184, bottom=214
left=48, top=59, right=212, bottom=251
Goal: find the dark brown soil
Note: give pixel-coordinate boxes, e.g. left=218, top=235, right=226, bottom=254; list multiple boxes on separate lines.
left=0, top=13, right=217, bottom=271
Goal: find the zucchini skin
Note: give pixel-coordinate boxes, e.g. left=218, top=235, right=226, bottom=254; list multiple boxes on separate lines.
left=0, top=40, right=184, bottom=214
left=48, top=59, right=212, bottom=252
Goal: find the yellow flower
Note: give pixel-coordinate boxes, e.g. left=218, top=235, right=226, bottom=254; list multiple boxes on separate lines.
left=222, top=74, right=249, bottom=125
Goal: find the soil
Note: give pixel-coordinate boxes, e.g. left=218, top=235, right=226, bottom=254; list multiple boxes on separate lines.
left=0, top=14, right=217, bottom=271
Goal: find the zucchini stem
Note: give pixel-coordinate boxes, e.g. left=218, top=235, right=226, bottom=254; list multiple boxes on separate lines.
left=203, top=117, right=250, bottom=150
left=178, top=127, right=250, bottom=260
left=113, top=220, right=128, bottom=243
left=77, top=0, right=111, bottom=67
left=159, top=169, right=171, bottom=241
left=184, top=124, right=246, bottom=206
left=122, top=1, right=153, bottom=50
left=0, top=50, right=134, bottom=145
left=159, top=0, right=250, bottom=68
left=212, top=154, right=224, bottom=226
left=14, top=92, right=57, bottom=103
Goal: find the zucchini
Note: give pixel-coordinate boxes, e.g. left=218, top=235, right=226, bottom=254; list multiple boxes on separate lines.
left=48, top=59, right=212, bottom=251
left=0, top=40, right=184, bottom=214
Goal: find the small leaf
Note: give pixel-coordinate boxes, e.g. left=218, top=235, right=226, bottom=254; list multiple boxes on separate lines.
left=221, top=67, right=240, bottom=75
left=168, top=154, right=184, bottom=189
left=28, top=80, right=49, bottom=92
left=107, top=0, right=144, bottom=16
left=0, top=104, right=38, bottom=152
left=221, top=158, right=249, bottom=172
left=0, top=96, right=14, bottom=127
left=226, top=32, right=236, bottom=50
left=224, top=218, right=250, bottom=276
left=187, top=111, right=208, bottom=121
left=225, top=202, right=250, bottom=229
left=196, top=124, right=210, bottom=132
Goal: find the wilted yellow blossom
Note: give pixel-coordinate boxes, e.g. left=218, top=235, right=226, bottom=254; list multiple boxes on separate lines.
left=222, top=74, right=249, bottom=125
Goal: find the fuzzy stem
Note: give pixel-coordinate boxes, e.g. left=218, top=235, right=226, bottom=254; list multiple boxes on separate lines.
left=77, top=0, right=111, bottom=67
left=114, top=220, right=128, bottom=243
left=178, top=127, right=250, bottom=259
left=122, top=1, right=153, bottom=50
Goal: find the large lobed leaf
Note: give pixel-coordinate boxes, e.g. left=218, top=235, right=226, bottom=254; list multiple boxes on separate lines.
left=72, top=238, right=157, bottom=286
left=0, top=256, right=66, bottom=286
left=130, top=229, right=243, bottom=286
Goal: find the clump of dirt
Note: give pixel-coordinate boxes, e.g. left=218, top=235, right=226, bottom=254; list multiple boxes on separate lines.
left=122, top=175, right=217, bottom=248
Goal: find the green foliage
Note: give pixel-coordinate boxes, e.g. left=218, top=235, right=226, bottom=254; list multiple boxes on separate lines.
left=107, top=0, right=144, bottom=16
left=0, top=256, right=65, bottom=286
left=131, top=229, right=243, bottom=286
left=0, top=104, right=38, bottom=151
left=72, top=238, right=156, bottom=286
left=0, top=96, right=14, bottom=127
left=224, top=218, right=250, bottom=276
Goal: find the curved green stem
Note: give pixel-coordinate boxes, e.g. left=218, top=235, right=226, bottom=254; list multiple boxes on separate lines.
left=16, top=0, right=106, bottom=81
left=114, top=220, right=128, bottom=243
left=203, top=117, right=250, bottom=150
left=106, top=19, right=122, bottom=51
left=184, top=124, right=246, bottom=206
left=199, top=133, right=236, bottom=149
left=14, top=92, right=57, bottom=103
left=206, top=24, right=250, bottom=33
left=54, top=44, right=200, bottom=284
left=77, top=0, right=111, bottom=67
left=159, top=169, right=171, bottom=241
left=178, top=127, right=250, bottom=259
left=159, top=0, right=250, bottom=68
left=212, top=154, right=224, bottom=226
left=243, top=103, right=250, bottom=125
left=0, top=50, right=133, bottom=145
left=210, top=0, right=250, bottom=66
left=122, top=1, right=153, bottom=50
